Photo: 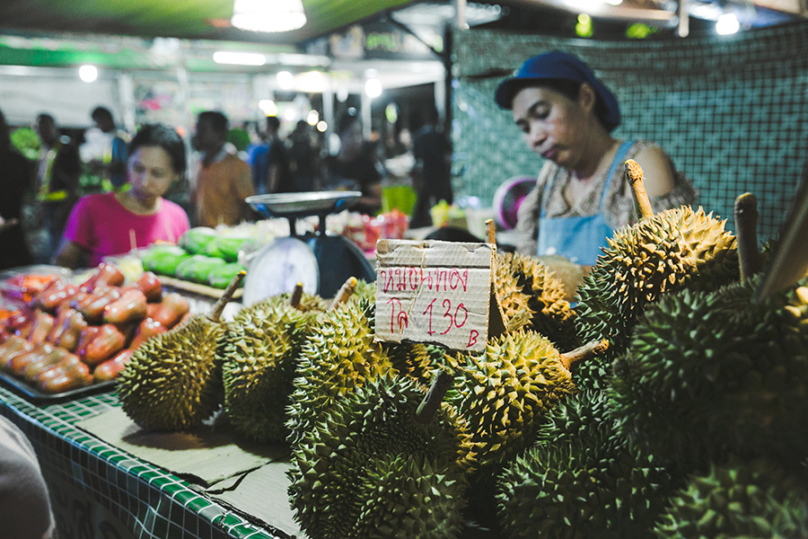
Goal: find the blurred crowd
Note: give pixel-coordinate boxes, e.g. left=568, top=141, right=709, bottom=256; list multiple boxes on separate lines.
left=0, top=104, right=452, bottom=270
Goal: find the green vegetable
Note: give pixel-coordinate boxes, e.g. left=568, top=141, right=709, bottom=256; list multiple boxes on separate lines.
left=175, top=255, right=226, bottom=284
left=205, top=235, right=256, bottom=262
left=179, top=227, right=218, bottom=255
left=207, top=263, right=247, bottom=289
left=140, top=245, right=190, bottom=276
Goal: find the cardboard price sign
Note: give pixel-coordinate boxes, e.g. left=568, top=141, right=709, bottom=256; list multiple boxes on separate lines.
left=375, top=239, right=502, bottom=352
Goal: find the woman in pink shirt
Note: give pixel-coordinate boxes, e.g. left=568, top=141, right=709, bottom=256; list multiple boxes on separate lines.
left=55, top=124, right=190, bottom=268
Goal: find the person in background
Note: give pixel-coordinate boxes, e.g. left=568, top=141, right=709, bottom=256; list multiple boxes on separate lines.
left=0, top=109, right=34, bottom=269
left=0, top=415, right=55, bottom=539
left=191, top=111, right=254, bottom=227
left=247, top=116, right=291, bottom=195
left=495, top=51, right=695, bottom=268
left=54, top=124, right=190, bottom=269
left=288, top=119, right=319, bottom=192
left=81, top=106, right=129, bottom=192
left=409, top=107, right=453, bottom=229
left=35, top=113, right=80, bottom=263
left=323, top=110, right=382, bottom=215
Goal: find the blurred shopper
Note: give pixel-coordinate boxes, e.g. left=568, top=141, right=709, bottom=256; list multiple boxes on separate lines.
left=35, top=113, right=80, bottom=262
left=409, top=107, right=452, bottom=229
left=0, top=109, right=33, bottom=269
left=0, top=416, right=55, bottom=539
left=288, top=120, right=319, bottom=192
left=191, top=111, right=254, bottom=227
left=247, top=116, right=291, bottom=195
left=495, top=51, right=695, bottom=265
left=80, top=106, right=129, bottom=192
left=55, top=124, right=190, bottom=269
left=323, top=111, right=382, bottom=215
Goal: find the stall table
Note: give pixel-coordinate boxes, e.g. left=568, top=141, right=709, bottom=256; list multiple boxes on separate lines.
left=0, top=384, right=297, bottom=539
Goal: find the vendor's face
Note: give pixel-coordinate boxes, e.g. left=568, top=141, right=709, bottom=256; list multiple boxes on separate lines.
left=511, top=86, right=589, bottom=169
left=128, top=146, right=178, bottom=201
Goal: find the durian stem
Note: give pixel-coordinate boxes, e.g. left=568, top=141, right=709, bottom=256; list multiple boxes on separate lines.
left=329, top=277, right=358, bottom=310
left=734, top=193, right=762, bottom=284
left=505, top=308, right=531, bottom=333
left=486, top=219, right=496, bottom=245
left=625, top=160, right=654, bottom=220
left=415, top=370, right=453, bottom=424
left=208, top=271, right=246, bottom=322
left=290, top=282, right=304, bottom=310
left=559, top=339, right=609, bottom=372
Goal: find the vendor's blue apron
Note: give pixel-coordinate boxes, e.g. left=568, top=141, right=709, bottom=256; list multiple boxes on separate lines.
left=537, top=141, right=635, bottom=266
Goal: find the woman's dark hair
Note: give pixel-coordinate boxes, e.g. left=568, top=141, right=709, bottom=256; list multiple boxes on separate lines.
left=129, top=124, right=187, bottom=175
left=513, top=78, right=611, bottom=131
left=198, top=111, right=229, bottom=135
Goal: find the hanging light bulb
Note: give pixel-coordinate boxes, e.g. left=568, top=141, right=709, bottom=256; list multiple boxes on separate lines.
left=231, top=0, right=307, bottom=33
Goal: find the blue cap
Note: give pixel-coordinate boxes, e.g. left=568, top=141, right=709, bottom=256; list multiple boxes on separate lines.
left=494, top=51, right=621, bottom=132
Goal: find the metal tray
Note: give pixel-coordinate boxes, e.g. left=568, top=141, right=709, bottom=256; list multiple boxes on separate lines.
left=0, top=370, right=115, bottom=403
left=246, top=191, right=361, bottom=218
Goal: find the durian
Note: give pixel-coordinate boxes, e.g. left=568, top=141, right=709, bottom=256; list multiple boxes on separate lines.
left=497, top=391, right=676, bottom=539
left=574, top=160, right=739, bottom=389
left=495, top=252, right=577, bottom=348
left=654, top=458, right=808, bottom=539
left=286, top=294, right=396, bottom=447
left=117, top=272, right=245, bottom=431
left=288, top=373, right=467, bottom=539
left=220, top=287, right=322, bottom=443
left=610, top=274, right=808, bottom=471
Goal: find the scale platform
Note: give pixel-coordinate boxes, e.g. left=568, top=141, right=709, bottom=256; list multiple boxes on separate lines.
left=244, top=191, right=376, bottom=303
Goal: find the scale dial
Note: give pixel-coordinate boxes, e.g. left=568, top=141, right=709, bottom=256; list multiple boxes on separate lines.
left=243, top=237, right=319, bottom=306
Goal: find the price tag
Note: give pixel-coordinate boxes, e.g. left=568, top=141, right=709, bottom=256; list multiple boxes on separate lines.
left=375, top=239, right=503, bottom=352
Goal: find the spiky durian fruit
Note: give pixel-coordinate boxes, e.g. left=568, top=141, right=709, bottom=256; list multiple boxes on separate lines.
left=446, top=329, right=579, bottom=475
left=497, top=391, right=676, bottom=539
left=574, top=169, right=739, bottom=390
left=288, top=374, right=468, bottom=539
left=610, top=275, right=808, bottom=472
left=386, top=342, right=449, bottom=389
left=117, top=272, right=245, bottom=431
left=351, top=278, right=376, bottom=305
left=286, top=297, right=396, bottom=446
left=655, top=458, right=808, bottom=539
left=495, top=252, right=577, bottom=348
left=221, top=299, right=319, bottom=443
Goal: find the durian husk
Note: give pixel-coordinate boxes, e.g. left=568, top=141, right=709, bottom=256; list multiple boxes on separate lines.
left=654, top=457, right=808, bottom=539
left=497, top=391, right=676, bottom=539
left=446, top=329, right=577, bottom=475
left=495, top=252, right=578, bottom=348
left=575, top=206, right=739, bottom=389
left=221, top=300, right=318, bottom=443
left=117, top=316, right=225, bottom=431
left=609, top=275, right=808, bottom=471
left=287, top=374, right=468, bottom=539
left=286, top=298, right=396, bottom=447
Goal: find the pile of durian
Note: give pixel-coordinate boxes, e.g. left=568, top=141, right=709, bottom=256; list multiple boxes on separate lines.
left=114, top=161, right=808, bottom=539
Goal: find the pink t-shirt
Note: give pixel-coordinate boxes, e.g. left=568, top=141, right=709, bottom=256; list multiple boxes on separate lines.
left=64, top=193, right=190, bottom=267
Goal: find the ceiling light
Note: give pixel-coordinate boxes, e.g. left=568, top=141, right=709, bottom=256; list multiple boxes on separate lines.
left=365, top=78, right=383, bottom=99
left=231, top=0, right=307, bottom=33
left=259, top=99, right=278, bottom=116
left=79, top=64, right=98, bottom=83
left=316, top=121, right=328, bottom=133
left=716, top=13, right=740, bottom=35
left=277, top=71, right=294, bottom=90
left=307, top=110, right=319, bottom=126
left=213, top=51, right=266, bottom=66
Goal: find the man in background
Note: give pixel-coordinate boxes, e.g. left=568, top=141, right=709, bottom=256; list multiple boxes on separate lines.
left=288, top=119, right=319, bottom=192
left=409, top=107, right=452, bottom=228
left=81, top=106, right=129, bottom=192
left=0, top=109, right=33, bottom=269
left=191, top=111, right=254, bottom=228
left=35, top=113, right=80, bottom=262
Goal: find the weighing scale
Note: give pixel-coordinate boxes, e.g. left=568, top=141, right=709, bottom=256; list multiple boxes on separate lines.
left=243, top=192, right=377, bottom=304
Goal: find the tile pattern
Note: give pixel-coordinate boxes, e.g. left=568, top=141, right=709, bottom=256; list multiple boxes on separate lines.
left=0, top=386, right=287, bottom=539
left=452, top=21, right=808, bottom=241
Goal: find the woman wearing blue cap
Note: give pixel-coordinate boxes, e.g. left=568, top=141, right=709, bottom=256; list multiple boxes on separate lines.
left=495, top=51, right=696, bottom=268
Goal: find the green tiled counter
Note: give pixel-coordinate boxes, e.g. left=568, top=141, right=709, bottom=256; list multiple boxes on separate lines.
left=0, top=385, right=291, bottom=539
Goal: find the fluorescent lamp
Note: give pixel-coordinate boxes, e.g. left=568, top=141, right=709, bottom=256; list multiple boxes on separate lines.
left=79, top=65, right=98, bottom=82
left=277, top=71, right=294, bottom=90
left=231, top=0, right=307, bottom=33
left=213, top=51, right=266, bottom=66
left=259, top=99, right=278, bottom=116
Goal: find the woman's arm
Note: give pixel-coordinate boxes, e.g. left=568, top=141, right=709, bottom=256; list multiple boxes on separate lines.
left=631, top=145, right=676, bottom=197
left=54, top=240, right=87, bottom=269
